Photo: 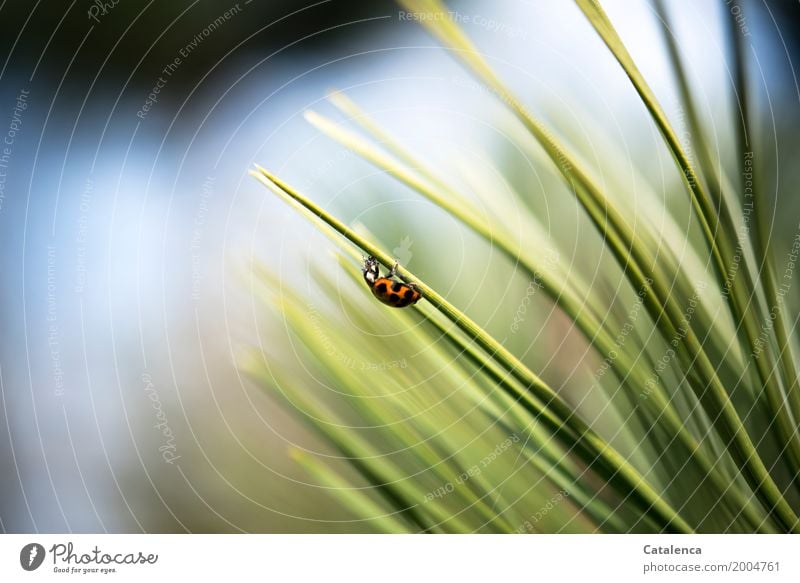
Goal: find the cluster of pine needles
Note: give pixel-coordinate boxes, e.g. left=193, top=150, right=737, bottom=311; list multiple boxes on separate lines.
left=244, top=0, right=800, bottom=533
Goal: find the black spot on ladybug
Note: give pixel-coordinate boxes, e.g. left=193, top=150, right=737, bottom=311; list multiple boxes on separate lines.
left=391, top=281, right=402, bottom=292
left=376, top=282, right=387, bottom=294
left=404, top=289, right=414, bottom=300
left=389, top=294, right=401, bottom=303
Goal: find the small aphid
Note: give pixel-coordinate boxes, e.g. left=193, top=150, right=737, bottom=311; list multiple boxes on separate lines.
left=362, top=255, right=421, bottom=308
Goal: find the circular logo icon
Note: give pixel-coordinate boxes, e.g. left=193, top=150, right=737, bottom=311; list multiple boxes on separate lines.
left=20, top=543, right=46, bottom=571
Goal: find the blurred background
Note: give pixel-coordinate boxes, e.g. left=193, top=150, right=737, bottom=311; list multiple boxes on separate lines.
left=1, top=0, right=799, bottom=533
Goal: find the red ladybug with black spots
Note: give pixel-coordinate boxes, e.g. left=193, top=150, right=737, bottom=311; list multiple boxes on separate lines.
left=362, top=256, right=421, bottom=308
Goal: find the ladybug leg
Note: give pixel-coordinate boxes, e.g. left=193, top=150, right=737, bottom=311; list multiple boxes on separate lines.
left=389, top=260, right=399, bottom=278
left=407, top=281, right=421, bottom=304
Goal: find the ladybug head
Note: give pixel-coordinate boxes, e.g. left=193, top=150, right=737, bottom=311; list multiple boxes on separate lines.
left=362, top=255, right=380, bottom=285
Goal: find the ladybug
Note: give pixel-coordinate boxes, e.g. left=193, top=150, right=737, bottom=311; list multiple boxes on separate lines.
left=362, top=255, right=421, bottom=308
